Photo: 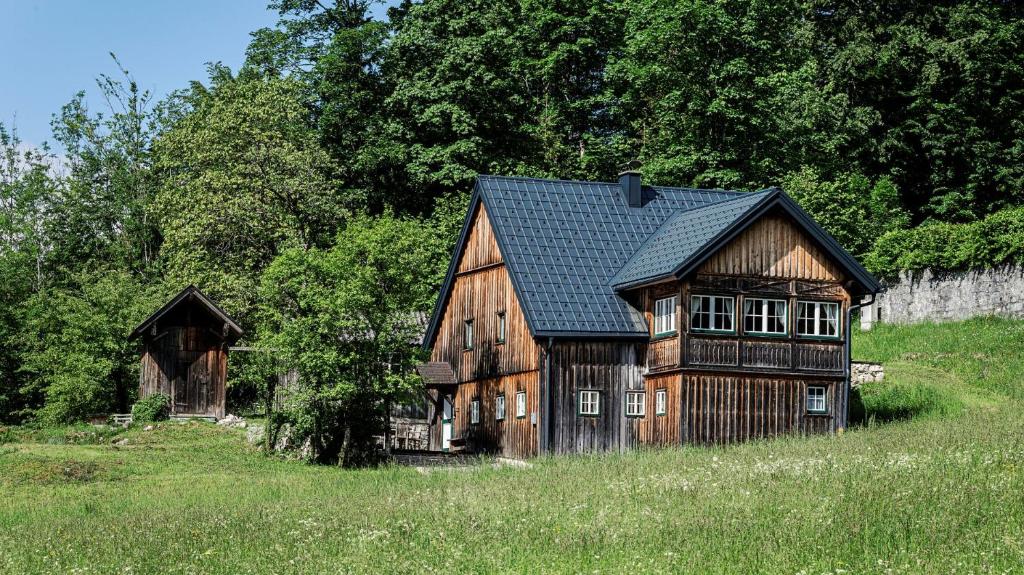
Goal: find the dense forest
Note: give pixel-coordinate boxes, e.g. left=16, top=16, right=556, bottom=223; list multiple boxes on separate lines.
left=1, top=1, right=1022, bottom=458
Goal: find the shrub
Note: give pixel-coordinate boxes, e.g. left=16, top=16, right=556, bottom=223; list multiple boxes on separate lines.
left=131, top=394, right=170, bottom=423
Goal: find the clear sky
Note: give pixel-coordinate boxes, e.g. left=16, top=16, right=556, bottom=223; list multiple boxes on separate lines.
left=0, top=1, right=394, bottom=153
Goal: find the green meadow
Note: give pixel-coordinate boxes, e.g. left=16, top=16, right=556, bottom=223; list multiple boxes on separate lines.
left=1, top=318, right=1022, bottom=574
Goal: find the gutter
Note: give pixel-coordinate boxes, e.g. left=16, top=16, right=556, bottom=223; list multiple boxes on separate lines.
left=844, top=292, right=876, bottom=430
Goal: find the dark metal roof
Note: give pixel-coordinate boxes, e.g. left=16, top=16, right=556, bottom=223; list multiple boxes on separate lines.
left=130, top=285, right=244, bottom=341
left=416, top=362, right=457, bottom=386
left=611, top=190, right=776, bottom=289
left=423, top=175, right=881, bottom=347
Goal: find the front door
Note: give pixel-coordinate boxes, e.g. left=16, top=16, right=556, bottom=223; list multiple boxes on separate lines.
left=441, top=396, right=453, bottom=452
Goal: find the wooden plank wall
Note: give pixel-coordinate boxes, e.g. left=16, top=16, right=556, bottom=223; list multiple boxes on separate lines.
left=634, top=373, right=682, bottom=446
left=698, top=213, right=844, bottom=281
left=680, top=373, right=840, bottom=444
left=138, top=326, right=227, bottom=418
left=430, top=203, right=539, bottom=382
left=453, top=371, right=540, bottom=459
left=548, top=341, right=645, bottom=454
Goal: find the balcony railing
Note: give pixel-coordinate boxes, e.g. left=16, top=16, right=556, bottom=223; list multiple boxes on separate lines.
left=647, top=336, right=680, bottom=372
left=683, top=336, right=845, bottom=373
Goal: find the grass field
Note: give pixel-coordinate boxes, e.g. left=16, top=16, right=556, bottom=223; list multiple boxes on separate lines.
left=1, top=318, right=1023, bottom=574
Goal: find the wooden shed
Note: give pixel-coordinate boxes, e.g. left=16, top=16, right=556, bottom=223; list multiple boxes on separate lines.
left=131, top=286, right=243, bottom=419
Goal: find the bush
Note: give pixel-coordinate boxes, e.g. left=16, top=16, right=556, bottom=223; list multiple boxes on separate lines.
left=865, top=206, right=1024, bottom=279
left=131, top=394, right=170, bottom=423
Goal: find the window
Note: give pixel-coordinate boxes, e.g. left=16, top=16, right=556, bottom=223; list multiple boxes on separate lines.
left=470, top=399, right=480, bottom=424
left=797, top=301, right=840, bottom=338
left=743, top=298, right=787, bottom=335
left=496, top=394, right=506, bottom=421
left=464, top=320, right=474, bottom=350
left=655, top=389, right=667, bottom=416
left=578, top=390, right=600, bottom=416
left=496, top=312, right=506, bottom=344
left=806, top=386, right=827, bottom=414
left=654, top=296, right=678, bottom=336
left=515, top=391, right=527, bottom=419
left=690, top=295, right=735, bottom=332
left=625, top=391, right=645, bottom=417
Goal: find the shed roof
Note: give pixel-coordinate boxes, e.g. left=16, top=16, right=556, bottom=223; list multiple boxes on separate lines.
left=130, top=285, right=244, bottom=341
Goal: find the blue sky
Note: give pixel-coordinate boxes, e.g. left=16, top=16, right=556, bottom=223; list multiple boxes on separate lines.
left=0, top=1, right=394, bottom=153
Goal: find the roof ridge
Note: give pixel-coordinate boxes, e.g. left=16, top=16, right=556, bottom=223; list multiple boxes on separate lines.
left=476, top=173, right=749, bottom=195
left=671, top=187, right=775, bottom=214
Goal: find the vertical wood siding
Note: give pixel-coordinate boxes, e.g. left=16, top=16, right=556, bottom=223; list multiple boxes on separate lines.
left=138, top=326, right=227, bottom=418
left=635, top=373, right=682, bottom=446
left=680, top=373, right=840, bottom=444
left=698, top=214, right=845, bottom=281
left=452, top=371, right=540, bottom=459
left=430, top=204, right=539, bottom=382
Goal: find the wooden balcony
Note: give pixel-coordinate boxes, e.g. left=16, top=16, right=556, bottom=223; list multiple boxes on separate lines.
left=646, top=336, right=680, bottom=372
left=686, top=336, right=844, bottom=374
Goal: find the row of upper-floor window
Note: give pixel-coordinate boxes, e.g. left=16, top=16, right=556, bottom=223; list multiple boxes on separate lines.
left=653, top=295, right=841, bottom=339
left=463, top=312, right=505, bottom=350
left=469, top=385, right=830, bottom=422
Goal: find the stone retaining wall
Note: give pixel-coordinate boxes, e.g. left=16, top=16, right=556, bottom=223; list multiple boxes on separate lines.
left=860, top=265, right=1024, bottom=329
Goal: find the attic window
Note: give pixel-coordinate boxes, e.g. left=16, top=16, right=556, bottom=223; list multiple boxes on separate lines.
left=496, top=312, right=506, bottom=344
left=653, top=296, right=677, bottom=336
left=464, top=320, right=474, bottom=350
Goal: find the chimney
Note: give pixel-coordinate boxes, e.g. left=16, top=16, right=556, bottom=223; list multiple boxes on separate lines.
left=618, top=170, right=642, bottom=208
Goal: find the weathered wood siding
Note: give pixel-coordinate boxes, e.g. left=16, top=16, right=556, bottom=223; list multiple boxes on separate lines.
left=635, top=373, right=682, bottom=446
left=680, top=374, right=840, bottom=444
left=139, top=326, right=227, bottom=418
left=699, top=213, right=844, bottom=281
left=428, top=204, right=542, bottom=457
left=430, top=203, right=539, bottom=382
left=453, top=371, right=540, bottom=459
left=548, top=341, right=645, bottom=454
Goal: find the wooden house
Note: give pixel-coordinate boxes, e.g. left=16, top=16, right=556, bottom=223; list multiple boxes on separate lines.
left=131, top=286, right=243, bottom=419
left=418, top=173, right=881, bottom=458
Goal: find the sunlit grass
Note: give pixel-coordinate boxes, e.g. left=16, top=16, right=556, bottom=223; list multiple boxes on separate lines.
left=0, top=318, right=1022, bottom=573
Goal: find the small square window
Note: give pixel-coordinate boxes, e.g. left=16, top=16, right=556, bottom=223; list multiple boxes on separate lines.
left=655, top=389, right=667, bottom=416
left=496, top=394, right=506, bottom=421
left=625, top=391, right=645, bottom=417
left=515, top=391, right=527, bottom=419
left=654, top=296, right=678, bottom=336
left=806, top=386, right=827, bottom=414
left=579, top=390, right=600, bottom=416
left=496, top=312, right=506, bottom=344
left=464, top=320, right=474, bottom=350
left=470, top=399, right=480, bottom=424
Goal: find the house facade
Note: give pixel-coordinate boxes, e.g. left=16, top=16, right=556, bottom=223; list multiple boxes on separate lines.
left=419, top=174, right=880, bottom=458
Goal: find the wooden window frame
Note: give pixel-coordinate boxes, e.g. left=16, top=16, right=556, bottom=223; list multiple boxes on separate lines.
left=655, top=388, right=667, bottom=416
left=742, top=297, right=788, bottom=337
left=653, top=295, right=678, bottom=338
left=806, top=386, right=828, bottom=414
left=464, top=319, right=474, bottom=350
left=496, top=311, right=506, bottom=344
left=625, top=390, right=645, bottom=418
left=578, top=389, right=601, bottom=417
left=796, top=300, right=841, bottom=340
left=515, top=391, right=527, bottom=419
left=496, top=394, right=506, bottom=421
left=690, top=294, right=736, bottom=334
left=470, top=398, right=481, bottom=424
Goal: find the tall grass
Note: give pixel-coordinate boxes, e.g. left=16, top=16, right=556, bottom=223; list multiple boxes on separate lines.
left=0, top=319, right=1021, bottom=574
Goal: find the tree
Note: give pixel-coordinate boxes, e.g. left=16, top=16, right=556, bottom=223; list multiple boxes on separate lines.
left=153, top=75, right=356, bottom=323
left=258, top=212, right=436, bottom=464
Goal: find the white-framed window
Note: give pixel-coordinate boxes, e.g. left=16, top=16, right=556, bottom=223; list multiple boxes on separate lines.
left=515, top=391, right=527, bottom=419
left=743, top=298, right=787, bottom=335
left=578, top=390, right=600, bottom=416
left=806, top=386, right=827, bottom=414
left=496, top=312, right=506, bottom=343
left=625, top=391, right=645, bottom=417
left=690, top=295, right=735, bottom=332
left=464, top=319, right=474, bottom=350
left=654, top=296, right=678, bottom=336
left=496, top=394, right=506, bottom=421
left=470, top=399, right=480, bottom=424
left=797, top=301, right=840, bottom=338
left=655, top=389, right=667, bottom=416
